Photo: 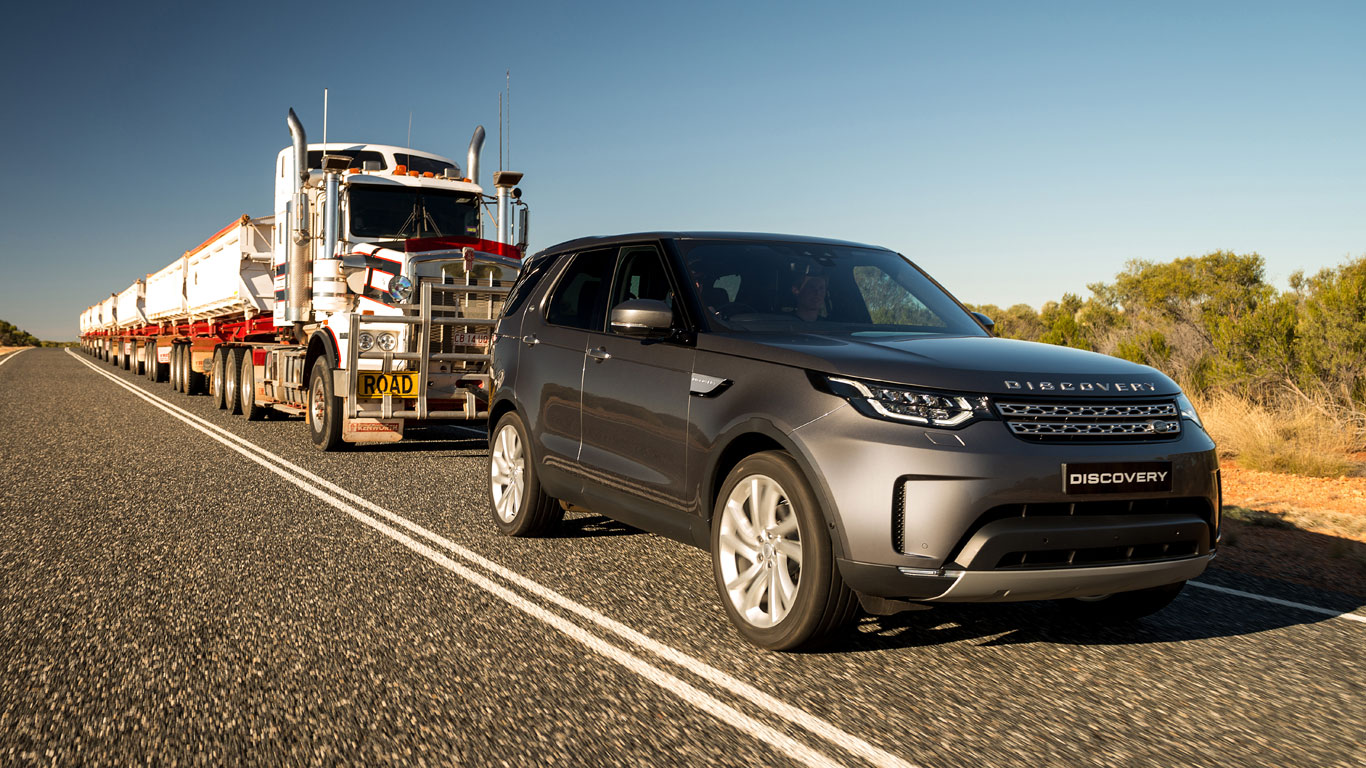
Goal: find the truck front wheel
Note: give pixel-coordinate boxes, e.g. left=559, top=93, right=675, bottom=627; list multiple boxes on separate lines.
left=307, top=359, right=345, bottom=451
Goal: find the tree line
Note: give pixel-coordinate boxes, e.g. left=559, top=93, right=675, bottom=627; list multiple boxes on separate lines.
left=0, top=320, right=42, bottom=347
left=968, top=251, right=1366, bottom=420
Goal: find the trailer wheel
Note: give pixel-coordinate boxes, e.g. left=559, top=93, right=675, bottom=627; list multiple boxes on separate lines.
left=210, top=349, right=228, bottom=409
left=224, top=348, right=244, bottom=415
left=152, top=345, right=167, bottom=383
left=144, top=343, right=156, bottom=380
left=121, top=344, right=131, bottom=371
left=185, top=347, right=206, bottom=396
left=307, top=358, right=345, bottom=451
left=239, top=349, right=265, bottom=421
left=170, top=345, right=183, bottom=391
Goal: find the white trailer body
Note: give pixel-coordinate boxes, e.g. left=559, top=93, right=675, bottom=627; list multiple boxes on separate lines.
left=145, top=258, right=187, bottom=322
left=115, top=281, right=147, bottom=329
left=185, top=216, right=276, bottom=318
left=98, top=297, right=117, bottom=330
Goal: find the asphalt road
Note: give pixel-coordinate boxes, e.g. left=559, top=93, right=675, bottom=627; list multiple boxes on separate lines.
left=1, top=347, right=1362, bottom=767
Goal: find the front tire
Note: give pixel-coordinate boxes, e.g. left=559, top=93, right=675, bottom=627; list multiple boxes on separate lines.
left=488, top=411, right=562, bottom=536
left=711, top=451, right=857, bottom=650
left=307, top=358, right=345, bottom=451
left=1059, top=581, right=1187, bottom=625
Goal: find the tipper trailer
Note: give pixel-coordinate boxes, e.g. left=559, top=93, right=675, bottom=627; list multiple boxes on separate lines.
left=80, top=109, right=527, bottom=450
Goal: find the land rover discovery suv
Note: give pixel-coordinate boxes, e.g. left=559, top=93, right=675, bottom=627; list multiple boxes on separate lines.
left=487, top=233, right=1219, bottom=650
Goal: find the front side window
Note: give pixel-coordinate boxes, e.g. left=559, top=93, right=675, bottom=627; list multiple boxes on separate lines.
left=609, top=245, right=675, bottom=311
left=678, top=240, right=986, bottom=337
left=544, top=249, right=616, bottom=331
left=348, top=185, right=479, bottom=240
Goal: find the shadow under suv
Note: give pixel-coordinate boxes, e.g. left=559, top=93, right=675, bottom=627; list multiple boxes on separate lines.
left=487, top=232, right=1220, bottom=650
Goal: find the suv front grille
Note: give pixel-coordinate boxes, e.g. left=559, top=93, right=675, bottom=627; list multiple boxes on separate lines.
left=997, top=400, right=1180, bottom=442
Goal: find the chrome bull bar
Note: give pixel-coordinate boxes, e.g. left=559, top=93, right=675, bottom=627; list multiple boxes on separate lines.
left=346, top=279, right=511, bottom=420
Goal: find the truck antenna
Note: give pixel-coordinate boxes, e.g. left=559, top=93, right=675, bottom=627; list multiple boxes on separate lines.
left=407, top=111, right=413, bottom=152
left=506, top=70, right=511, bottom=170
left=323, top=87, right=328, bottom=148
left=498, top=91, right=503, bottom=171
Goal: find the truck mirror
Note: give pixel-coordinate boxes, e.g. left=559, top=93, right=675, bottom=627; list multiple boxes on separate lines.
left=517, top=207, right=529, bottom=253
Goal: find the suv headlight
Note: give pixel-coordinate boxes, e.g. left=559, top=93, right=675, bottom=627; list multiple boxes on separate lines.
left=1175, top=393, right=1203, bottom=427
left=822, top=374, right=992, bottom=428
left=388, top=274, right=414, bottom=303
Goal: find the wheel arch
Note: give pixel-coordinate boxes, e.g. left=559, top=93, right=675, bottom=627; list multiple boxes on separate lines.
left=704, top=421, right=850, bottom=559
left=303, top=328, right=339, bottom=387
left=488, top=396, right=519, bottom=446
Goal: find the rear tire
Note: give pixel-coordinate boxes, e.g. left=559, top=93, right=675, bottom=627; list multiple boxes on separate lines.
left=239, top=349, right=265, bottom=420
left=171, top=345, right=183, bottom=391
left=224, top=347, right=244, bottom=415
left=711, top=451, right=858, bottom=650
left=210, top=348, right=227, bottom=409
left=307, top=358, right=346, bottom=451
left=185, top=347, right=206, bottom=395
left=152, top=346, right=167, bottom=383
left=488, top=411, right=562, bottom=536
left=1059, top=581, right=1186, bottom=625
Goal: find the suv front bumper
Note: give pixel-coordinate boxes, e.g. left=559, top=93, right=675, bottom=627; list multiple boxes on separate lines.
left=791, top=405, right=1220, bottom=602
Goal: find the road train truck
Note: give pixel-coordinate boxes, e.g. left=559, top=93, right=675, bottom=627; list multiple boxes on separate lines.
left=79, top=109, right=527, bottom=450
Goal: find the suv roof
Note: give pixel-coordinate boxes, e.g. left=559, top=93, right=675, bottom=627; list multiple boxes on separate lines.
left=532, top=231, right=891, bottom=259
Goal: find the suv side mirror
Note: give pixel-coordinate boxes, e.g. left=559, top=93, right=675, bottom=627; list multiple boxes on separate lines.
left=610, top=299, right=673, bottom=338
left=971, top=312, right=996, bottom=334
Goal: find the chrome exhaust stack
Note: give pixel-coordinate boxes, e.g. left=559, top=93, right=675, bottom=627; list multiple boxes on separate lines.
left=467, top=125, right=485, bottom=187
left=286, top=108, right=311, bottom=325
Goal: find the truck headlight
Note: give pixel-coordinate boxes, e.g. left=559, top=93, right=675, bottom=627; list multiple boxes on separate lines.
left=376, top=332, right=398, bottom=352
left=822, top=374, right=991, bottom=428
left=357, top=331, right=375, bottom=351
left=388, top=274, right=414, bottom=303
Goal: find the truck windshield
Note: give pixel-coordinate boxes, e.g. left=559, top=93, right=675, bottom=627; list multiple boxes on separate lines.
left=348, top=185, right=480, bottom=240
left=678, top=239, right=987, bottom=337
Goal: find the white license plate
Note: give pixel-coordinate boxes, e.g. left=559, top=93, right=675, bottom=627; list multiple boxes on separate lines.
left=446, top=332, right=491, bottom=346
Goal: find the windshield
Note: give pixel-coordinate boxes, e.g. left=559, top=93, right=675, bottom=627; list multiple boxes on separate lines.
left=348, top=185, right=480, bottom=240
left=677, top=240, right=987, bottom=337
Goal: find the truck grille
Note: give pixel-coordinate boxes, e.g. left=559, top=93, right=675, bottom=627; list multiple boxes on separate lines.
left=420, top=277, right=502, bottom=374
left=997, top=400, right=1181, bottom=442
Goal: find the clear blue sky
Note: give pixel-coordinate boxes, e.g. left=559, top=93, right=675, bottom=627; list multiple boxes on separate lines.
left=2, top=0, right=1362, bottom=340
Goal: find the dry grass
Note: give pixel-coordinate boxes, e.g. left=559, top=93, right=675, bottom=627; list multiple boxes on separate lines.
left=1192, top=390, right=1364, bottom=477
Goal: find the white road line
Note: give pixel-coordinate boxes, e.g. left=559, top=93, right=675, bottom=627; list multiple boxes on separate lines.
left=0, top=348, right=28, bottom=368
left=68, top=351, right=918, bottom=768
left=1187, top=581, right=1366, bottom=624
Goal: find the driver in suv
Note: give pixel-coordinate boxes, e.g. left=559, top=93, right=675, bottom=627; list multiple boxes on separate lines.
left=487, top=233, right=1219, bottom=650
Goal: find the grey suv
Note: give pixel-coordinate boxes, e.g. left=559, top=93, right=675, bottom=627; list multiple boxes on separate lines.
left=487, top=233, right=1219, bottom=649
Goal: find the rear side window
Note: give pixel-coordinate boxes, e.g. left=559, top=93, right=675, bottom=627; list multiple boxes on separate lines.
left=545, top=249, right=616, bottom=331
left=501, top=255, right=555, bottom=319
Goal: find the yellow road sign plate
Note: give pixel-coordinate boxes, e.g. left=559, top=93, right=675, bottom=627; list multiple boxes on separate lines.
left=357, top=372, right=420, bottom=399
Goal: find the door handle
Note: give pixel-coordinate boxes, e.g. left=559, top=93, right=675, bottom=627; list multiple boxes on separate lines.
left=520, top=334, right=539, bottom=346
left=586, top=347, right=612, bottom=362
